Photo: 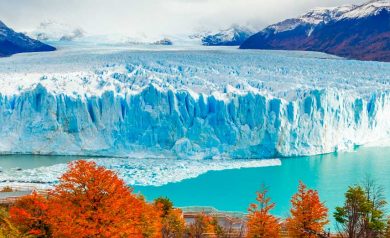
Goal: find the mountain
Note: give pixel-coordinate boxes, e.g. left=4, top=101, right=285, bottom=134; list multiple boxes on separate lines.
left=240, top=0, right=390, bottom=62
left=0, top=21, right=55, bottom=57
left=28, top=21, right=85, bottom=42
left=152, top=38, right=173, bottom=45
left=201, top=26, right=254, bottom=46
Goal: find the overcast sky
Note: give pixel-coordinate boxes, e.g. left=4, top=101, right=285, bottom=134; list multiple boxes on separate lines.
left=0, top=0, right=366, bottom=38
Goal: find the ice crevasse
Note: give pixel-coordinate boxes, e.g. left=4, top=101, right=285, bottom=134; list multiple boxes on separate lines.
left=0, top=83, right=388, bottom=159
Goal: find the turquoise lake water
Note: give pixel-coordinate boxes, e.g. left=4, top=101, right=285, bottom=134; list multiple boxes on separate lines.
left=133, top=147, right=390, bottom=225
left=0, top=146, right=389, bottom=228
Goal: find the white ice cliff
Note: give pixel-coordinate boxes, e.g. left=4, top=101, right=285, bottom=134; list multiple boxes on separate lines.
left=0, top=46, right=389, bottom=159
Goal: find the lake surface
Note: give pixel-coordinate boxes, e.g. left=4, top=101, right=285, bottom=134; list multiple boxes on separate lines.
left=0, top=146, right=389, bottom=228
left=134, top=146, right=390, bottom=225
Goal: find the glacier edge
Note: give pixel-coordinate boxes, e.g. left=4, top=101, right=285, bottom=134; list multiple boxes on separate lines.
left=0, top=83, right=389, bottom=159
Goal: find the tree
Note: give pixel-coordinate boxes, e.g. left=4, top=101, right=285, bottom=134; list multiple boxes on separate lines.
left=210, top=217, right=227, bottom=238
left=246, top=188, right=281, bottom=238
left=334, top=186, right=370, bottom=238
left=362, top=177, right=387, bottom=237
left=154, top=197, right=185, bottom=238
left=9, top=192, right=50, bottom=237
left=160, top=208, right=185, bottom=238
left=154, top=197, right=173, bottom=217
left=45, top=160, right=161, bottom=238
left=385, top=217, right=390, bottom=238
left=286, top=181, right=328, bottom=238
left=187, top=213, right=215, bottom=238
left=0, top=207, right=23, bottom=238
left=140, top=197, right=163, bottom=238
left=334, top=178, right=387, bottom=238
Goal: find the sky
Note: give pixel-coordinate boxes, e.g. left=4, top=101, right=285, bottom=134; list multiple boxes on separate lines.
left=0, top=0, right=366, bottom=38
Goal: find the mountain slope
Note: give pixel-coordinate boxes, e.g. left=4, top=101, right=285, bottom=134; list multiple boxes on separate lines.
left=240, top=0, right=390, bottom=62
left=0, top=21, right=55, bottom=57
left=308, top=8, right=390, bottom=61
left=28, top=21, right=85, bottom=42
left=202, top=27, right=254, bottom=46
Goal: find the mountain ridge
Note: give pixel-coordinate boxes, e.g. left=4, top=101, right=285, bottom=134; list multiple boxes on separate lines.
left=201, top=26, right=254, bottom=46
left=240, top=0, right=390, bottom=62
left=0, top=20, right=55, bottom=57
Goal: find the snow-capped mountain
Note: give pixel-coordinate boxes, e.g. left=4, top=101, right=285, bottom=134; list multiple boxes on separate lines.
left=240, top=0, right=390, bottom=62
left=152, top=38, right=173, bottom=45
left=0, top=20, right=55, bottom=57
left=266, top=5, right=354, bottom=36
left=29, top=21, right=85, bottom=42
left=341, top=0, right=390, bottom=19
left=201, top=26, right=254, bottom=46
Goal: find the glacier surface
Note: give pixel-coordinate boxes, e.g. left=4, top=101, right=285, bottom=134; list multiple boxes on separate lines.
left=0, top=45, right=389, bottom=159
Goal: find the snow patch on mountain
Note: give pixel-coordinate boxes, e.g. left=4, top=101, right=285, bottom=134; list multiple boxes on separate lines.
left=29, top=21, right=85, bottom=41
left=28, top=21, right=173, bottom=46
left=267, top=5, right=353, bottom=35
left=341, top=0, right=390, bottom=19
left=201, top=26, right=254, bottom=46
left=266, top=0, right=389, bottom=35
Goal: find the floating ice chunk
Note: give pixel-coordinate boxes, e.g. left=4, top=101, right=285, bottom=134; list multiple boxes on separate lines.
left=0, top=158, right=282, bottom=187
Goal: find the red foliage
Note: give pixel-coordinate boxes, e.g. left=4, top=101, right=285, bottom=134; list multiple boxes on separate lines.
left=44, top=160, right=161, bottom=238
left=140, top=199, right=163, bottom=238
left=187, top=213, right=216, bottom=238
left=9, top=192, right=49, bottom=237
left=247, top=189, right=281, bottom=238
left=286, top=181, right=328, bottom=238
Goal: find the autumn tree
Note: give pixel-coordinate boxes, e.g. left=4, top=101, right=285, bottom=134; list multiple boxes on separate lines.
left=0, top=207, right=23, bottom=238
left=154, top=197, right=185, bottom=238
left=246, top=188, right=281, bottom=238
left=286, top=181, right=328, bottom=238
left=155, top=197, right=173, bottom=217
left=9, top=192, right=50, bottom=237
left=211, top=217, right=229, bottom=238
left=139, top=196, right=163, bottom=238
left=160, top=208, right=186, bottom=238
left=187, top=213, right=216, bottom=238
left=45, top=160, right=161, bottom=238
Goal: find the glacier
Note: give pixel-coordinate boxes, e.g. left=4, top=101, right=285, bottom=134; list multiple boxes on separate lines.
left=0, top=45, right=389, bottom=159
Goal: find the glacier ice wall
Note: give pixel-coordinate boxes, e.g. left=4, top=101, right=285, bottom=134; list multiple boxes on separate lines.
left=0, top=83, right=388, bottom=159
left=0, top=47, right=389, bottom=159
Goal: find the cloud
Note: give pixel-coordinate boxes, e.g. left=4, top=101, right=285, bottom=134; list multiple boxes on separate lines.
left=0, top=0, right=366, bottom=37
